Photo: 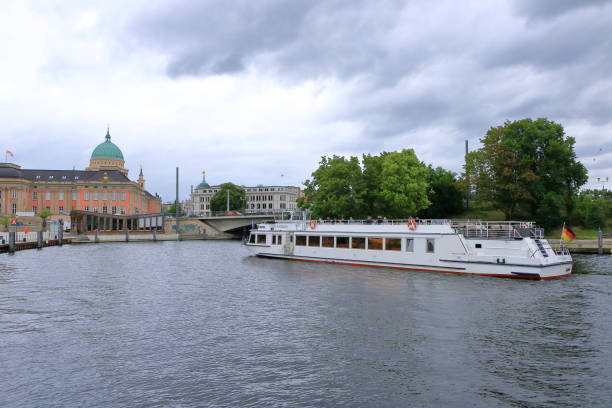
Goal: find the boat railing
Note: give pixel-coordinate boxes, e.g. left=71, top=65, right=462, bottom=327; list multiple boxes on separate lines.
left=263, top=218, right=452, bottom=226
left=453, top=221, right=544, bottom=240
left=552, top=246, right=571, bottom=256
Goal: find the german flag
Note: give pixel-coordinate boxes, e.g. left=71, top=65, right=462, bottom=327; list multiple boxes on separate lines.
left=561, top=226, right=576, bottom=242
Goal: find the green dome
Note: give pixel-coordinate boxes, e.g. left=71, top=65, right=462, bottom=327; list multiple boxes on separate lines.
left=197, top=171, right=210, bottom=188
left=91, top=130, right=124, bottom=160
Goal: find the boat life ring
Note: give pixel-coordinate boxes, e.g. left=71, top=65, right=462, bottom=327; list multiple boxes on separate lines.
left=407, top=218, right=417, bottom=231
left=309, top=220, right=318, bottom=229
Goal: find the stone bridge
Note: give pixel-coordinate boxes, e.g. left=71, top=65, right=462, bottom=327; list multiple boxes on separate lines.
left=168, top=215, right=275, bottom=237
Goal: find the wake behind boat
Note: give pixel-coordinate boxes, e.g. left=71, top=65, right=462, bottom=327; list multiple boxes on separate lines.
left=244, top=215, right=572, bottom=280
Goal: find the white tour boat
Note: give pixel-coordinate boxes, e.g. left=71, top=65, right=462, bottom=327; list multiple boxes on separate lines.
left=244, top=216, right=573, bottom=280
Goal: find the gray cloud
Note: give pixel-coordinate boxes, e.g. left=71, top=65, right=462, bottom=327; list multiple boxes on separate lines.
left=513, top=0, right=612, bottom=20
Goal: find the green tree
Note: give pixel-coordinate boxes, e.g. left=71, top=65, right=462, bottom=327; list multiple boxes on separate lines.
left=463, top=118, right=587, bottom=227
left=419, top=166, right=464, bottom=218
left=210, top=183, right=246, bottom=212
left=302, top=155, right=366, bottom=219
left=0, top=216, right=9, bottom=232
left=572, top=194, right=607, bottom=229
left=167, top=202, right=186, bottom=217
left=375, top=149, right=430, bottom=218
left=36, top=209, right=52, bottom=231
left=302, top=150, right=431, bottom=219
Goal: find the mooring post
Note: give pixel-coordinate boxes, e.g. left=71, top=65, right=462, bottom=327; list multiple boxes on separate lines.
left=598, top=229, right=603, bottom=255
left=153, top=227, right=157, bottom=241
left=37, top=231, right=43, bottom=249
left=125, top=226, right=129, bottom=242
left=95, top=228, right=99, bottom=243
left=58, top=221, right=64, bottom=246
left=8, top=231, right=15, bottom=253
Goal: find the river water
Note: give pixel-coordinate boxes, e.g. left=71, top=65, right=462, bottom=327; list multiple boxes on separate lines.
left=1, top=241, right=611, bottom=407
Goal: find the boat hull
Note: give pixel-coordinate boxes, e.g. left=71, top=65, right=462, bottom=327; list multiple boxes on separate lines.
left=254, top=252, right=572, bottom=280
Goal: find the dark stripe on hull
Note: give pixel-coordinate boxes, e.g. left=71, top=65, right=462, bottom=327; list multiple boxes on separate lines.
left=255, top=253, right=572, bottom=280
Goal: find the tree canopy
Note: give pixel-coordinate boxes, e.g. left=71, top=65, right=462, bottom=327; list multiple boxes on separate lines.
left=418, top=166, right=464, bottom=219
left=462, top=118, right=587, bottom=227
left=167, top=202, right=186, bottom=217
left=301, top=149, right=433, bottom=219
left=210, top=183, right=246, bottom=212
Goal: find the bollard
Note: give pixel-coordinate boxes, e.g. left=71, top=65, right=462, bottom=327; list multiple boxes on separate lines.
left=58, top=229, right=63, bottom=246
left=95, top=229, right=99, bottom=243
left=37, top=231, right=43, bottom=249
left=125, top=228, right=129, bottom=242
left=9, top=231, right=16, bottom=253
left=153, top=228, right=157, bottom=241
left=598, top=229, right=603, bottom=255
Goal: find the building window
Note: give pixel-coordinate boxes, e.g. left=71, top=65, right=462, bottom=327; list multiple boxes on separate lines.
left=102, top=206, right=108, bottom=214
left=12, top=190, right=17, bottom=199
left=59, top=192, right=64, bottom=201
left=32, top=206, right=37, bottom=213
left=426, top=239, right=435, bottom=253
left=121, top=192, right=126, bottom=201
left=45, top=192, right=51, bottom=201
left=84, top=206, right=89, bottom=211
left=59, top=206, right=63, bottom=213
left=280, top=195, right=286, bottom=201
left=84, top=191, right=89, bottom=200
left=120, top=207, right=125, bottom=215
left=200, top=204, right=205, bottom=210
left=102, top=192, right=108, bottom=200
left=262, top=203, right=266, bottom=209
left=112, top=206, right=117, bottom=214
left=93, top=191, right=98, bottom=201
left=92, top=207, right=97, bottom=212
left=72, top=192, right=77, bottom=201
left=112, top=191, right=117, bottom=201
left=11, top=203, right=17, bottom=214
left=405, top=239, right=414, bottom=252
left=45, top=206, right=50, bottom=211
left=32, top=191, right=38, bottom=200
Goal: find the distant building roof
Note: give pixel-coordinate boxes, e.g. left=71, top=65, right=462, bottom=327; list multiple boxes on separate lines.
left=0, top=165, right=131, bottom=182
left=197, top=171, right=210, bottom=188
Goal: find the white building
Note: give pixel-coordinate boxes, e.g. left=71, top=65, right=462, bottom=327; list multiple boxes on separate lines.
left=188, top=171, right=301, bottom=216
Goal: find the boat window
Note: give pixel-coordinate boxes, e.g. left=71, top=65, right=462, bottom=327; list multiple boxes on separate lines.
left=322, top=236, right=334, bottom=247
left=249, top=234, right=256, bottom=244
left=257, top=235, right=266, bottom=244
left=385, top=238, right=401, bottom=251
left=272, top=235, right=276, bottom=245
left=296, top=235, right=307, bottom=246
left=351, top=237, right=366, bottom=249
left=426, top=239, right=435, bottom=253
left=405, top=238, right=414, bottom=252
left=368, top=237, right=383, bottom=250
left=336, top=236, right=349, bottom=248
left=277, top=235, right=282, bottom=245
left=475, top=243, right=481, bottom=248
left=308, top=235, right=321, bottom=247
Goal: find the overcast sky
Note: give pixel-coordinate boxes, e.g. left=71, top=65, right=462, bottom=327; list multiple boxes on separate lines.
left=1, top=0, right=611, bottom=199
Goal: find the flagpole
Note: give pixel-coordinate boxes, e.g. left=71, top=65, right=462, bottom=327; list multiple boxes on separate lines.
left=560, top=221, right=565, bottom=247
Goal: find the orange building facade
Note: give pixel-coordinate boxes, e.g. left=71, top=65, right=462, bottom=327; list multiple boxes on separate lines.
left=0, top=130, right=161, bottom=217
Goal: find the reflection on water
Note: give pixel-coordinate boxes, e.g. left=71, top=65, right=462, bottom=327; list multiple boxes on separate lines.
left=0, top=243, right=611, bottom=407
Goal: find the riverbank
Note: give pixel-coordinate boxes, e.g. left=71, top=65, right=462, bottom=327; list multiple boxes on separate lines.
left=0, top=238, right=71, bottom=253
